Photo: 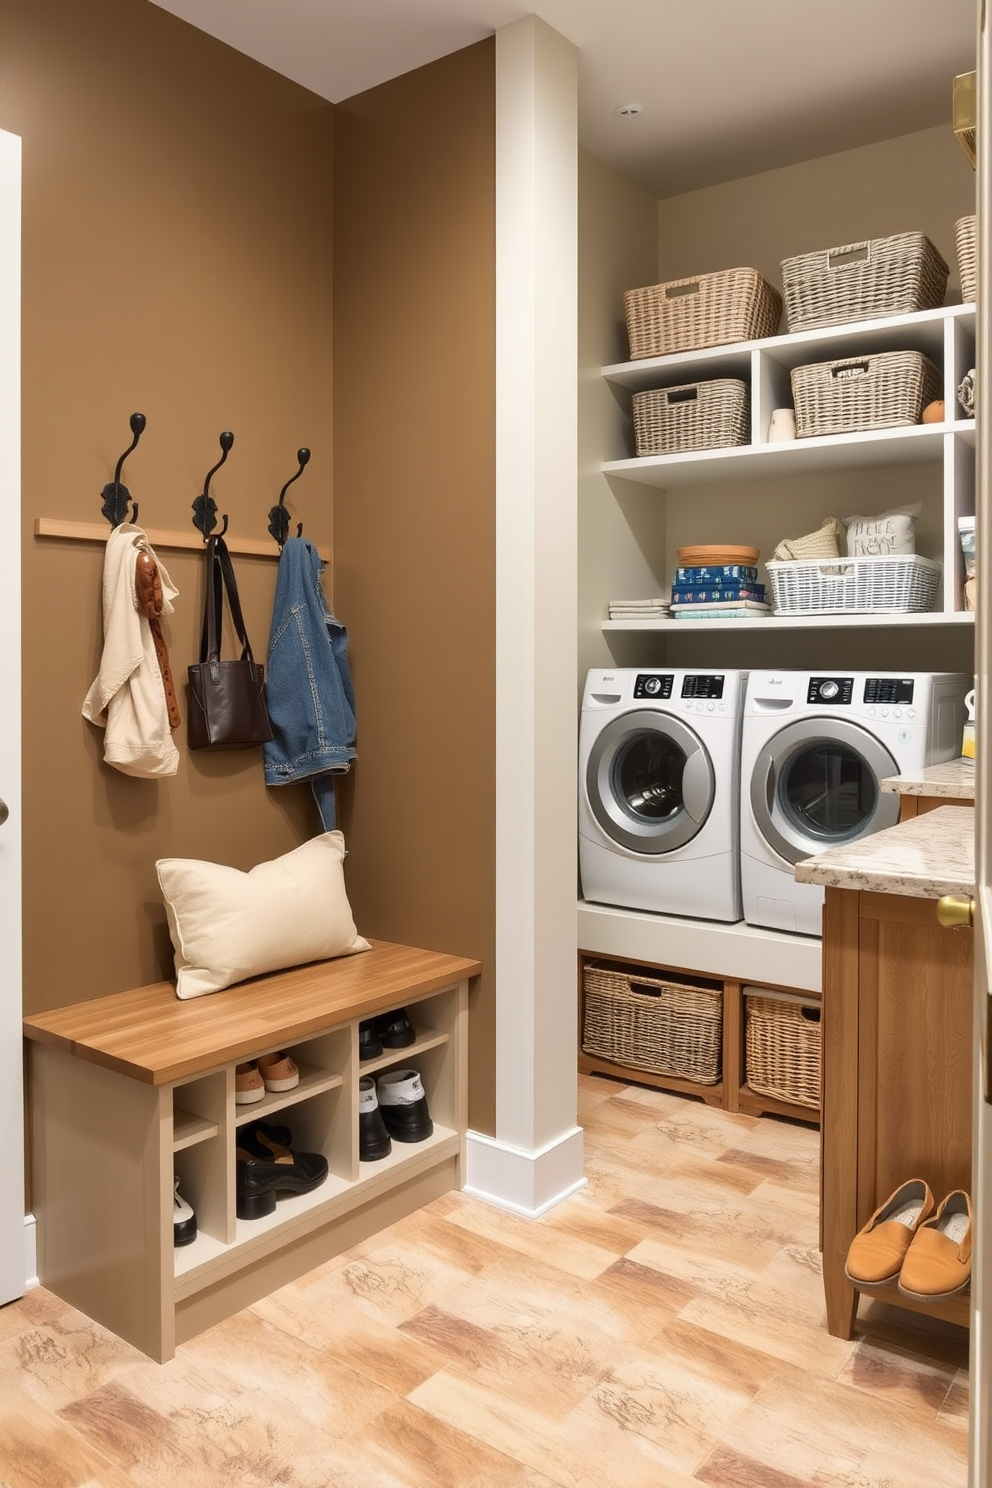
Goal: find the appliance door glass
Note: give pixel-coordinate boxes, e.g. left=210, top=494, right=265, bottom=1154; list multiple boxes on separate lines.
left=586, top=709, right=714, bottom=854
left=750, top=717, right=900, bottom=866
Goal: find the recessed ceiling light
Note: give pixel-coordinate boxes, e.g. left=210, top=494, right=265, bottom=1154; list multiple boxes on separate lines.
left=613, top=103, right=643, bottom=119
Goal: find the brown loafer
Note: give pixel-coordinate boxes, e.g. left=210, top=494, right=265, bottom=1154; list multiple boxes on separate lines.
left=899, top=1190, right=972, bottom=1300
left=844, top=1178, right=934, bottom=1286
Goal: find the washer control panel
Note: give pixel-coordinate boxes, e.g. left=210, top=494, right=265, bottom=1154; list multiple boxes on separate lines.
left=863, top=677, right=916, bottom=705
left=806, top=676, right=854, bottom=705
left=633, top=674, right=673, bottom=699
left=681, top=674, right=725, bottom=700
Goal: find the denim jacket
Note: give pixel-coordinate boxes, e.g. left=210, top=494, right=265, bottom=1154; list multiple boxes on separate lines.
left=263, top=537, right=356, bottom=830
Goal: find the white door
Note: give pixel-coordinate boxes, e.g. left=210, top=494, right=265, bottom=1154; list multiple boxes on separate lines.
left=973, top=3, right=990, bottom=1481
left=0, top=128, right=24, bottom=1306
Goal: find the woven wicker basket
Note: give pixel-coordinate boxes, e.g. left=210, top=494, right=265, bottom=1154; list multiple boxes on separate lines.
left=780, top=232, right=949, bottom=332
left=790, top=350, right=941, bottom=438
left=766, top=554, right=940, bottom=615
left=745, top=990, right=821, bottom=1109
left=581, top=960, right=722, bottom=1084
left=955, top=215, right=977, bottom=305
left=624, top=267, right=781, bottom=360
left=632, top=379, right=749, bottom=455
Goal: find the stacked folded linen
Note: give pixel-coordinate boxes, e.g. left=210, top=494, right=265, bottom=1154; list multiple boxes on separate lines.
left=670, top=598, right=772, bottom=619
left=608, top=597, right=669, bottom=619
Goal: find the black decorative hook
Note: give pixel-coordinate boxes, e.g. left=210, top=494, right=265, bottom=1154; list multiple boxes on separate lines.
left=100, top=412, right=146, bottom=527
left=267, top=447, right=311, bottom=549
left=191, top=430, right=234, bottom=541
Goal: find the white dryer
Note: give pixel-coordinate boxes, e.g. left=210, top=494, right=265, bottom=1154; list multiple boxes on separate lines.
left=579, top=668, right=747, bottom=923
left=740, top=670, right=970, bottom=937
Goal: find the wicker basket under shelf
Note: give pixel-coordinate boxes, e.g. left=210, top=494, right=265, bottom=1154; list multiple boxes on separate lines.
left=632, top=379, right=749, bottom=455
left=791, top=350, right=941, bottom=438
left=955, top=215, right=977, bottom=305
left=780, top=231, right=949, bottom=332
left=581, top=960, right=722, bottom=1084
left=766, top=554, right=940, bottom=615
left=624, top=267, right=781, bottom=360
left=745, top=990, right=822, bottom=1109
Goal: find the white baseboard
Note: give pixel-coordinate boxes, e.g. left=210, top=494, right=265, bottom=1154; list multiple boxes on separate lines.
left=23, top=1212, right=37, bottom=1291
left=463, top=1125, right=586, bottom=1218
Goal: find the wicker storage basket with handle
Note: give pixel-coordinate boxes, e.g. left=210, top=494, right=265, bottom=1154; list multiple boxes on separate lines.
left=955, top=215, right=976, bottom=305
left=581, top=960, right=722, bottom=1084
left=744, top=988, right=821, bottom=1109
left=624, top=267, right=781, bottom=360
left=780, top=231, right=948, bottom=333
left=632, top=379, right=749, bottom=455
left=790, top=350, right=941, bottom=438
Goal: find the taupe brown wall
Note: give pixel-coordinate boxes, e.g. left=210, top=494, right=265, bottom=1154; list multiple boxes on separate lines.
left=2, top=0, right=335, bottom=1012
left=332, top=43, right=497, bottom=1135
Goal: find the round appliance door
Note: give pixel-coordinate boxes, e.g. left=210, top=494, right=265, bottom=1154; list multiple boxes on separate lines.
left=585, top=709, right=715, bottom=855
left=750, top=716, right=900, bottom=866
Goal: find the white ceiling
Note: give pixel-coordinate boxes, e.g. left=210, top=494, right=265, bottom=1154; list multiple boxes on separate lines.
left=150, top=0, right=978, bottom=197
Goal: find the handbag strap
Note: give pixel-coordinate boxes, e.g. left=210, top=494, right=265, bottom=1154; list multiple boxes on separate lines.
left=199, top=535, right=257, bottom=673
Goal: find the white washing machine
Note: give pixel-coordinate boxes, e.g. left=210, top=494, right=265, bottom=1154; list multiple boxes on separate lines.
left=740, top=670, right=970, bottom=937
left=579, top=668, right=748, bottom=922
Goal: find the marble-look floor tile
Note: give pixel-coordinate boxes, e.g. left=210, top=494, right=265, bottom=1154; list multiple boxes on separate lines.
left=250, top=1278, right=452, bottom=1395
left=400, top=1295, right=612, bottom=1421
left=442, top=1200, right=622, bottom=1281
left=409, top=1363, right=702, bottom=1488
left=0, top=1382, right=136, bottom=1488
left=835, top=1338, right=959, bottom=1418
left=937, top=1371, right=969, bottom=1432
left=719, top=1368, right=966, bottom=1488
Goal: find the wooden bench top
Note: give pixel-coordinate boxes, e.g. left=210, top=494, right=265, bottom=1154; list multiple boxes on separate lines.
left=22, top=940, right=481, bottom=1087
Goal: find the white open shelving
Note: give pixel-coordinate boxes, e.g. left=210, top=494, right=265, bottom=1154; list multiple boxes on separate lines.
left=601, top=302, right=976, bottom=632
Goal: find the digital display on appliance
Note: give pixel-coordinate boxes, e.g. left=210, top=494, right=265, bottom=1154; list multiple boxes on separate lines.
left=863, top=678, right=916, bottom=705
left=681, top=674, right=725, bottom=700
left=633, top=674, right=674, bottom=699
left=807, top=677, right=853, bottom=705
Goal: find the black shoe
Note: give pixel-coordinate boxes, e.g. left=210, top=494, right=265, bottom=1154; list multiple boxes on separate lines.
left=376, top=1068, right=433, bottom=1143
left=358, top=1076, right=392, bottom=1161
left=173, top=1177, right=197, bottom=1247
left=376, top=1007, right=416, bottom=1049
left=237, top=1118, right=293, bottom=1158
left=359, top=1019, right=383, bottom=1061
left=235, top=1128, right=328, bottom=1220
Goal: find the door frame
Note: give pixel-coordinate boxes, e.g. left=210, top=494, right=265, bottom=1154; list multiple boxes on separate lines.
left=0, top=126, right=24, bottom=1305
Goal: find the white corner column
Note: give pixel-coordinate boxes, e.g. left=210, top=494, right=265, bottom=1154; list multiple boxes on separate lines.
left=464, top=17, right=583, bottom=1217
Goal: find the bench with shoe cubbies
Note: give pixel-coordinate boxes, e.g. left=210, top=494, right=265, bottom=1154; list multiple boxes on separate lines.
left=577, top=952, right=821, bottom=1123
left=23, top=939, right=479, bottom=1363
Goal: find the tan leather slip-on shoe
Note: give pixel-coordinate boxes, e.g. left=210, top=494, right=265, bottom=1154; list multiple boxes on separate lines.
left=234, top=1061, right=265, bottom=1105
left=257, top=1050, right=300, bottom=1092
left=844, top=1178, right=935, bottom=1286
left=899, top=1190, right=972, bottom=1300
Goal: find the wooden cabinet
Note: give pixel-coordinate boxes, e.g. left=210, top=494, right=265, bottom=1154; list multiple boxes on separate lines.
left=820, top=887, right=972, bottom=1337
left=23, top=940, right=479, bottom=1362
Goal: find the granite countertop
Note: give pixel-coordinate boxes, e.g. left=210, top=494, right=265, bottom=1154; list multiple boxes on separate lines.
left=879, top=758, right=975, bottom=801
left=795, top=804, right=974, bottom=899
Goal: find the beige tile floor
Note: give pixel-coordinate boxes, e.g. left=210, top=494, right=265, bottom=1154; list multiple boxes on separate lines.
left=0, top=1075, right=969, bottom=1488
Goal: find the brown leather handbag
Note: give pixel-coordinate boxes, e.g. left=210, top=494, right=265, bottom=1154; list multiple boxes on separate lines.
left=187, top=535, right=273, bottom=750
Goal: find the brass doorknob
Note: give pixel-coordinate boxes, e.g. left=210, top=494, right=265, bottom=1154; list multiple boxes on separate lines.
left=936, top=894, right=975, bottom=929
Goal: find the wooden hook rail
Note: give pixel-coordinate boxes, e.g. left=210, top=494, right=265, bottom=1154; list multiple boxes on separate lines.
left=34, top=517, right=330, bottom=563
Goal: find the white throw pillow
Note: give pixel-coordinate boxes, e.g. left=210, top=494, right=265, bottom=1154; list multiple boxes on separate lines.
left=156, top=831, right=370, bottom=999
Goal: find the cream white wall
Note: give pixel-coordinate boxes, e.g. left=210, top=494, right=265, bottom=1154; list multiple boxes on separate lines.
left=657, top=125, right=976, bottom=296
left=577, top=150, right=661, bottom=686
